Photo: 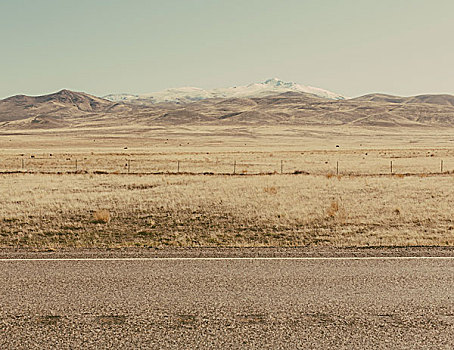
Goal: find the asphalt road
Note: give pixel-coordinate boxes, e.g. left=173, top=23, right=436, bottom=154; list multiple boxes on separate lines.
left=1, top=249, right=453, bottom=349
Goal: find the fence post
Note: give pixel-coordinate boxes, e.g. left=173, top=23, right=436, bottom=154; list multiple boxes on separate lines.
left=390, top=160, right=393, bottom=174
left=336, top=161, right=339, bottom=175
left=128, top=159, right=131, bottom=174
left=21, top=158, right=24, bottom=170
left=177, top=160, right=180, bottom=173
left=280, top=160, right=283, bottom=174
left=233, top=160, right=236, bottom=175
left=441, top=160, right=444, bottom=173
left=75, top=159, right=78, bottom=171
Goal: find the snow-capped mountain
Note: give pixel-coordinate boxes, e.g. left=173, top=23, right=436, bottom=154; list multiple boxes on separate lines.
left=103, top=78, right=345, bottom=104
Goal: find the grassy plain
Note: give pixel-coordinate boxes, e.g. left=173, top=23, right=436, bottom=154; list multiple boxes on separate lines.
left=1, top=172, right=453, bottom=248
left=1, top=125, right=454, bottom=175
left=0, top=125, right=453, bottom=249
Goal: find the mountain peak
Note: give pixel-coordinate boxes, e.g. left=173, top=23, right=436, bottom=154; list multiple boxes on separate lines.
left=57, top=89, right=87, bottom=98
left=264, top=78, right=284, bottom=85
left=104, top=79, right=345, bottom=104
left=52, top=89, right=92, bottom=99
left=261, top=78, right=299, bottom=90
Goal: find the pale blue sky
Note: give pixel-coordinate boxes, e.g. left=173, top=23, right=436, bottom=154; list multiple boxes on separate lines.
left=1, top=0, right=453, bottom=98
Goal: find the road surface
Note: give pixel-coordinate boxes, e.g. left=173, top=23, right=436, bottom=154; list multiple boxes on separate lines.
left=1, top=248, right=453, bottom=349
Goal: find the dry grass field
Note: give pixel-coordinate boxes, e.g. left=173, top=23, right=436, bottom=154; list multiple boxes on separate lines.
left=1, top=125, right=454, bottom=175
left=1, top=127, right=453, bottom=249
left=1, top=171, right=453, bottom=249
left=0, top=148, right=453, bottom=175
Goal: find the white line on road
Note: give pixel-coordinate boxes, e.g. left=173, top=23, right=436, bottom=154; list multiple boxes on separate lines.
left=0, top=256, right=454, bottom=262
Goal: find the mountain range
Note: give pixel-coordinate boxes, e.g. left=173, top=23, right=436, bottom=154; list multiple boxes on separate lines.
left=103, top=78, right=346, bottom=104
left=1, top=79, right=454, bottom=129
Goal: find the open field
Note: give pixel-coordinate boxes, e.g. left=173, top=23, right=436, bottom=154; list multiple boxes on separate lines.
left=1, top=127, right=453, bottom=249
left=1, top=171, right=453, bottom=248
left=0, top=148, right=453, bottom=175
left=1, top=126, right=454, bottom=175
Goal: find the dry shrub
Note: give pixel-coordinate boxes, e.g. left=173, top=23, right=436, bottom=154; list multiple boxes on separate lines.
left=326, top=200, right=347, bottom=222
left=326, top=173, right=342, bottom=180
left=394, top=174, right=405, bottom=178
left=326, top=200, right=339, bottom=217
left=93, top=210, right=111, bottom=223
left=264, top=186, right=278, bottom=195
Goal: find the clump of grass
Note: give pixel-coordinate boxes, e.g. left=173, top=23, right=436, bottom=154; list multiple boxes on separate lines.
left=325, top=173, right=342, bottom=180
left=263, top=186, right=278, bottom=194
left=326, top=199, right=347, bottom=222
left=326, top=200, right=340, bottom=218
left=92, top=210, right=111, bottom=223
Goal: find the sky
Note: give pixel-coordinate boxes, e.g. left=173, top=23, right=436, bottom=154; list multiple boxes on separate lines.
left=1, top=0, right=454, bottom=99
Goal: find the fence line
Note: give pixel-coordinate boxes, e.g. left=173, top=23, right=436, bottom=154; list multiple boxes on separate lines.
left=0, top=157, right=452, bottom=176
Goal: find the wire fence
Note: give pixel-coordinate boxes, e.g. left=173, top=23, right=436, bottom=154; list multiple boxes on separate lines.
left=0, top=155, right=453, bottom=176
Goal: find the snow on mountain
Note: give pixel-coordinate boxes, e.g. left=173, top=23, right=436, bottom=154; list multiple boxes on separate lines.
left=102, top=93, right=139, bottom=102
left=141, top=87, right=214, bottom=103
left=103, top=79, right=345, bottom=104
left=216, top=78, right=345, bottom=100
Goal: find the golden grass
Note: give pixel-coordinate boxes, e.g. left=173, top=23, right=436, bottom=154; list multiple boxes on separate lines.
left=1, top=127, right=454, bottom=176
left=0, top=172, right=453, bottom=248
left=92, top=210, right=111, bottom=223
left=0, top=128, right=453, bottom=249
left=263, top=186, right=278, bottom=195
left=0, top=147, right=452, bottom=176
left=326, top=200, right=340, bottom=218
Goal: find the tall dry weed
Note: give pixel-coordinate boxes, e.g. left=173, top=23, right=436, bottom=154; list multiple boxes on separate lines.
left=326, top=200, right=340, bottom=218
left=93, top=210, right=111, bottom=223
left=326, top=200, right=347, bottom=222
left=263, top=186, right=278, bottom=195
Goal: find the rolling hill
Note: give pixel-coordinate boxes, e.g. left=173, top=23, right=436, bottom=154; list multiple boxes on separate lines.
left=1, top=86, right=454, bottom=130
left=0, top=90, right=147, bottom=129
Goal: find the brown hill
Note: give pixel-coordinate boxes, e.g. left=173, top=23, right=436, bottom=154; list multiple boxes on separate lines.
left=406, top=94, right=454, bottom=107
left=350, top=94, right=408, bottom=104
left=0, top=90, right=145, bottom=129
left=1, top=90, right=454, bottom=129
left=0, top=90, right=118, bottom=122
left=351, top=93, right=454, bottom=107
